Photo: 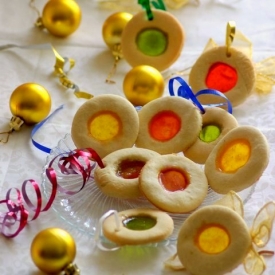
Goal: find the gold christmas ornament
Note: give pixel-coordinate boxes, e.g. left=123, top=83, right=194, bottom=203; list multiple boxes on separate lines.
left=0, top=83, right=51, bottom=143
left=102, top=12, right=133, bottom=83
left=31, top=228, right=80, bottom=274
left=32, top=0, right=82, bottom=37
left=123, top=65, right=165, bottom=106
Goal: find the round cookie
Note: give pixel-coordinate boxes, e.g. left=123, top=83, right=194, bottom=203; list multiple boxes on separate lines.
left=94, top=147, right=160, bottom=199
left=205, top=125, right=269, bottom=194
left=135, top=96, right=202, bottom=154
left=184, top=107, right=238, bottom=164
left=189, top=46, right=255, bottom=107
left=71, top=94, right=139, bottom=158
left=102, top=208, right=174, bottom=245
left=177, top=205, right=251, bottom=275
left=139, top=154, right=208, bottom=213
left=121, top=10, right=184, bottom=72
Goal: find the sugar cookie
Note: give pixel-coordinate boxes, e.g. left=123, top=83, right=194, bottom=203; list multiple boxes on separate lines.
left=189, top=46, right=255, bottom=107
left=121, top=10, right=184, bottom=72
left=177, top=205, right=251, bottom=275
left=94, top=147, right=160, bottom=199
left=139, top=154, right=208, bottom=213
left=184, top=107, right=238, bottom=164
left=71, top=94, right=139, bottom=158
left=135, top=96, right=202, bottom=154
left=205, top=125, right=269, bottom=194
left=102, top=208, right=174, bottom=245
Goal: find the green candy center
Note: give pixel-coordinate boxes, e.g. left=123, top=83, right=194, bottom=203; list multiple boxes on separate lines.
left=136, top=28, right=167, bottom=56
left=199, top=125, right=221, bottom=143
left=123, top=216, right=157, bottom=230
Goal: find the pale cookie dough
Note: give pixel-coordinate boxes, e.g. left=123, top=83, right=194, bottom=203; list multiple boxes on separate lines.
left=205, top=125, right=269, bottom=194
left=121, top=10, right=184, bottom=72
left=189, top=46, right=255, bottom=107
left=71, top=94, right=139, bottom=158
left=139, top=154, right=208, bottom=213
left=102, top=208, right=174, bottom=245
left=177, top=205, right=251, bottom=275
left=184, top=107, right=238, bottom=164
left=94, top=147, right=160, bottom=199
left=135, top=96, right=202, bottom=154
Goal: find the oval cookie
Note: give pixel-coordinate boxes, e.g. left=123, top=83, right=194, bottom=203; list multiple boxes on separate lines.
left=189, top=46, right=255, bottom=107
left=94, top=147, right=160, bottom=199
left=135, top=96, right=202, bottom=154
left=71, top=94, right=139, bottom=158
left=204, top=125, right=269, bottom=194
left=121, top=10, right=184, bottom=72
left=102, top=208, right=174, bottom=245
left=139, top=154, right=208, bottom=213
left=177, top=205, right=251, bottom=275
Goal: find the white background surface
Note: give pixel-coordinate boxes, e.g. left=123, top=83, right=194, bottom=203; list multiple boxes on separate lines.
left=0, top=0, right=275, bottom=274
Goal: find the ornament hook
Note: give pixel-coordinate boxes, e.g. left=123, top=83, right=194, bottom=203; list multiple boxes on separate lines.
left=225, top=21, right=236, bottom=57
left=0, top=116, right=24, bottom=143
left=29, top=0, right=44, bottom=29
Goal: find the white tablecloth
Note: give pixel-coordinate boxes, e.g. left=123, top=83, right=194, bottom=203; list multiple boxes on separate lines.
left=0, top=0, right=275, bottom=274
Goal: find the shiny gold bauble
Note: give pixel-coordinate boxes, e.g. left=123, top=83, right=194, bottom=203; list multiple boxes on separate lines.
left=102, top=12, right=133, bottom=50
left=9, top=83, right=51, bottom=125
left=123, top=65, right=165, bottom=106
left=31, top=228, right=76, bottom=274
left=42, top=0, right=82, bottom=37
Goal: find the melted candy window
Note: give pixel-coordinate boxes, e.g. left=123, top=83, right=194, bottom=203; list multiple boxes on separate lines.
left=123, top=216, right=157, bottom=230
left=196, top=224, right=230, bottom=254
left=206, top=62, right=238, bottom=93
left=199, top=125, right=221, bottom=143
left=136, top=28, right=168, bottom=56
left=88, top=111, right=121, bottom=141
left=117, top=160, right=145, bottom=179
left=149, top=111, right=181, bottom=141
left=217, top=139, right=251, bottom=173
left=159, top=168, right=189, bottom=192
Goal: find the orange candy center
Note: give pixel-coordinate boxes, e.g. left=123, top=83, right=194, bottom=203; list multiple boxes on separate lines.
left=88, top=111, right=121, bottom=141
left=206, top=62, right=238, bottom=93
left=159, top=169, right=189, bottom=192
left=149, top=111, right=181, bottom=141
left=196, top=224, right=230, bottom=254
left=117, top=160, right=145, bottom=179
left=217, top=139, right=251, bottom=173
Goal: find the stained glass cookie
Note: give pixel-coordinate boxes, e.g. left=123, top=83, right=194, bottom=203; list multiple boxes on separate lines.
left=189, top=46, right=255, bottom=107
left=121, top=10, right=184, bottom=72
left=177, top=205, right=251, bottom=275
left=102, top=208, right=174, bottom=245
left=204, top=125, right=269, bottom=194
left=139, top=154, right=208, bottom=213
left=71, top=94, right=139, bottom=158
left=94, top=147, right=160, bottom=199
left=184, top=107, right=238, bottom=164
left=135, top=96, right=202, bottom=154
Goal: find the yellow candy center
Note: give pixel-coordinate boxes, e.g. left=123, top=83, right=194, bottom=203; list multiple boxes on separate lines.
left=196, top=224, right=230, bottom=254
left=217, top=139, right=251, bottom=173
left=88, top=111, right=121, bottom=141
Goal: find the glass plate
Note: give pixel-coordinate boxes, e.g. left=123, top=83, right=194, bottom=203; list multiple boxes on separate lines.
left=41, top=134, right=258, bottom=245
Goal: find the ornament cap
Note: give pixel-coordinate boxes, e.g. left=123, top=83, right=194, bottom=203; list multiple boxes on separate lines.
left=63, top=263, right=81, bottom=275
left=9, top=116, right=24, bottom=131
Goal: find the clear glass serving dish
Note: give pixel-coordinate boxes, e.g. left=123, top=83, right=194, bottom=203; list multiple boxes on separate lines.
left=41, top=133, right=260, bottom=245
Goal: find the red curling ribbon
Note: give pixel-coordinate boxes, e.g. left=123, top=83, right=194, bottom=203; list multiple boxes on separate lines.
left=0, top=148, right=104, bottom=238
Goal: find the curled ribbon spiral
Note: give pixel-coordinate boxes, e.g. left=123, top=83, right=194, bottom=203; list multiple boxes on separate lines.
left=0, top=148, right=104, bottom=238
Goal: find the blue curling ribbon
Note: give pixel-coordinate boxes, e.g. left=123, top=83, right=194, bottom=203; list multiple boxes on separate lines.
left=31, top=105, right=64, bottom=154
left=168, top=76, right=233, bottom=114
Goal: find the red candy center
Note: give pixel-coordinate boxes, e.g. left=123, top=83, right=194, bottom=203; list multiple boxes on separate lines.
left=149, top=111, right=181, bottom=141
left=205, top=62, right=238, bottom=93
left=117, top=160, right=145, bottom=179
left=159, top=169, right=189, bottom=192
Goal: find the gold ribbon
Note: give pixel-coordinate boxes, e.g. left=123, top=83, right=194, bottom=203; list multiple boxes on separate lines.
left=0, top=43, right=93, bottom=99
